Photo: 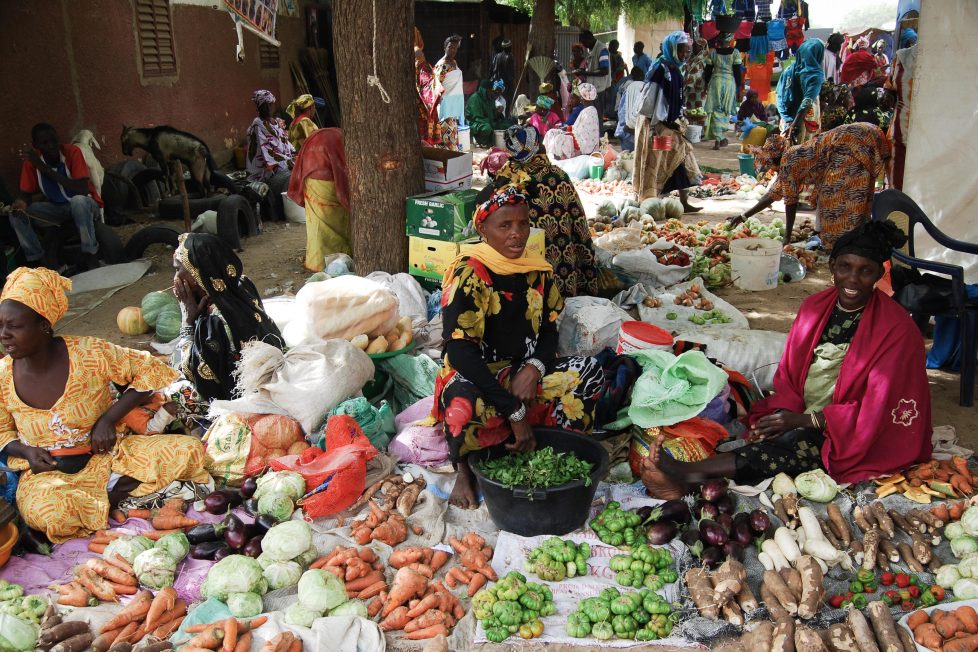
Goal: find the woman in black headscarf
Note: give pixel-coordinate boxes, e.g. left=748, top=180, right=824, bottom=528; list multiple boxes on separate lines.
left=172, top=233, right=284, bottom=402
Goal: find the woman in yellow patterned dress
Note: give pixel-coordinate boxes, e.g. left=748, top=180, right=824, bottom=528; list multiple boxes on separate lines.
left=0, top=268, right=210, bottom=543
left=430, top=181, right=605, bottom=509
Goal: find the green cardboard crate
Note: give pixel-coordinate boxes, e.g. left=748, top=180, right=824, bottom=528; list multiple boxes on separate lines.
left=405, top=188, right=478, bottom=242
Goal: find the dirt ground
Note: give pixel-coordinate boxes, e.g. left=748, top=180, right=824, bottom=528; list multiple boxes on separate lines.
left=60, top=136, right=976, bottom=451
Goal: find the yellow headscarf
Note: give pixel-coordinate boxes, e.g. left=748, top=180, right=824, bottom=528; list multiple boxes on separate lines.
left=1, top=267, right=72, bottom=325
left=286, top=94, right=315, bottom=119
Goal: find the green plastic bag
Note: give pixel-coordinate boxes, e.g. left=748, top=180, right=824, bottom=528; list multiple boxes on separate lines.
left=320, top=397, right=395, bottom=451
left=625, top=349, right=728, bottom=428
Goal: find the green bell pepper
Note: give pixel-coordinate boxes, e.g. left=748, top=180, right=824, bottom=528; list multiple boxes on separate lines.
left=849, top=580, right=864, bottom=593
left=920, top=589, right=938, bottom=607
left=856, top=568, right=875, bottom=584
left=850, top=594, right=868, bottom=610
left=592, top=621, right=615, bottom=640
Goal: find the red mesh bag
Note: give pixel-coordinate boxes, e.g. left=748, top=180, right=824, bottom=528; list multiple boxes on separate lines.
left=268, top=415, right=378, bottom=518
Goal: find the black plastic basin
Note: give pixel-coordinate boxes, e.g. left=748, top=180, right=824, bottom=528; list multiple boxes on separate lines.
left=469, top=428, right=610, bottom=537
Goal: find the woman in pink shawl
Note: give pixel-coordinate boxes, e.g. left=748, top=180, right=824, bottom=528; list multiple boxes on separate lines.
left=641, top=221, right=932, bottom=496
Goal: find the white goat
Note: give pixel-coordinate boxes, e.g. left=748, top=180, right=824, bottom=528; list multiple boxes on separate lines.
left=71, top=129, right=104, bottom=193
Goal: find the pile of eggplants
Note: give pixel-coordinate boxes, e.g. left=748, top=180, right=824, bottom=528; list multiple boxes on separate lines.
left=189, top=481, right=277, bottom=561
left=678, top=480, right=772, bottom=568
left=635, top=499, right=693, bottom=545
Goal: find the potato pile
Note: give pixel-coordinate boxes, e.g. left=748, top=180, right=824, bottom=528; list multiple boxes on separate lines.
left=349, top=316, right=414, bottom=355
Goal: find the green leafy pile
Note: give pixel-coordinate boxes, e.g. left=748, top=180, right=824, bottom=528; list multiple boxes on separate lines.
left=478, top=447, right=593, bottom=490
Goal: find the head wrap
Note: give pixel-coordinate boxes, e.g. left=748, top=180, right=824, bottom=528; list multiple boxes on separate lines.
left=538, top=82, right=554, bottom=94
left=492, top=79, right=506, bottom=91
left=749, top=133, right=790, bottom=170
left=285, top=93, right=315, bottom=119
left=830, top=220, right=908, bottom=265
left=536, top=95, right=555, bottom=110
left=501, top=39, right=512, bottom=48
left=900, top=28, right=917, bottom=48
left=853, top=35, right=871, bottom=51
left=1, top=267, right=72, bottom=326
left=576, top=83, right=597, bottom=101
left=479, top=147, right=510, bottom=177
left=659, top=30, right=691, bottom=69
left=827, top=32, right=845, bottom=53
left=473, top=183, right=527, bottom=227
left=503, top=124, right=540, bottom=162
left=252, top=89, right=276, bottom=107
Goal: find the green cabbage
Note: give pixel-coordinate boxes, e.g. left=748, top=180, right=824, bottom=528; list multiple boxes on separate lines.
left=263, top=561, right=303, bottom=591
left=104, top=535, right=154, bottom=564
left=202, top=555, right=265, bottom=601
left=154, top=532, right=190, bottom=562
left=938, top=564, right=962, bottom=588
left=946, top=522, right=966, bottom=541
left=329, top=600, right=368, bottom=618
left=961, top=505, right=978, bottom=536
left=132, top=548, right=176, bottom=589
left=295, top=545, right=320, bottom=568
left=255, top=470, right=307, bottom=502
left=0, top=614, right=37, bottom=651
left=951, top=536, right=978, bottom=559
left=793, top=469, right=839, bottom=502
left=227, top=592, right=264, bottom=618
left=258, top=493, right=295, bottom=522
left=256, top=552, right=276, bottom=570
left=297, top=569, right=347, bottom=613
left=285, top=602, right=321, bottom=628
left=954, top=578, right=978, bottom=600
left=261, top=520, right=312, bottom=561
left=771, top=473, right=797, bottom=496
left=959, top=555, right=978, bottom=578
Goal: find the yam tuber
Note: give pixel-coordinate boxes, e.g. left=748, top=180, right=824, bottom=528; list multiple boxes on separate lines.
left=796, top=555, right=824, bottom=620
left=868, top=502, right=895, bottom=538
left=879, top=540, right=900, bottom=563
left=685, top=567, right=719, bottom=619
left=721, top=599, right=744, bottom=627
left=853, top=506, right=875, bottom=534
left=827, top=623, right=861, bottom=652
left=795, top=625, right=829, bottom=652
left=894, top=626, right=916, bottom=652
left=771, top=619, right=796, bottom=652
left=861, top=527, right=880, bottom=572
left=827, top=503, right=852, bottom=546
left=847, top=605, right=881, bottom=652
left=780, top=567, right=803, bottom=602
left=763, top=570, right=799, bottom=616
left=897, top=542, right=925, bottom=573
left=761, top=582, right=791, bottom=622
left=737, top=582, right=760, bottom=616
left=712, top=559, right=746, bottom=607
left=748, top=621, right=775, bottom=652
left=866, top=600, right=904, bottom=652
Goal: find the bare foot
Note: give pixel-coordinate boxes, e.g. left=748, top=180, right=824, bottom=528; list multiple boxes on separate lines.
left=683, top=202, right=703, bottom=214
left=639, top=435, right=687, bottom=499
left=712, top=140, right=721, bottom=150
left=449, top=459, right=479, bottom=509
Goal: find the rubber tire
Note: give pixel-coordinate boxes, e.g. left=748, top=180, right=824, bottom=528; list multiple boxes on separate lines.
left=94, top=223, right=127, bottom=264
left=100, top=172, right=137, bottom=226
left=157, top=194, right=225, bottom=221
left=124, top=225, right=181, bottom=260
left=215, top=195, right=256, bottom=251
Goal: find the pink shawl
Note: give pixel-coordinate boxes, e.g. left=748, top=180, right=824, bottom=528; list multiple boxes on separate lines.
left=749, top=288, right=932, bottom=483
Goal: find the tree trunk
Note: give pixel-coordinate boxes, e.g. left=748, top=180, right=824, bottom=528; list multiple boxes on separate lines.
left=333, top=0, right=424, bottom=274
left=528, top=0, right=556, bottom=59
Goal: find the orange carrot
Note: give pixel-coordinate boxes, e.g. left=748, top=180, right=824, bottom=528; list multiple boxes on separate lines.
left=945, top=634, right=978, bottom=652
left=932, top=503, right=951, bottom=523
left=358, top=580, right=387, bottom=600
left=223, top=617, right=238, bottom=652
left=357, top=547, right=378, bottom=563
left=145, top=586, right=177, bottom=630
left=404, top=609, right=449, bottom=633
left=181, top=648, right=215, bottom=652
left=87, top=558, right=138, bottom=586
left=140, top=528, right=183, bottom=541
left=951, top=501, right=968, bottom=521
left=91, top=628, right=122, bottom=652
left=108, top=582, right=137, bottom=595
left=430, top=550, right=450, bottom=572
left=88, top=542, right=107, bottom=554
left=151, top=514, right=199, bottom=530
left=53, top=582, right=94, bottom=608
left=406, top=594, right=440, bottom=619
left=184, top=624, right=225, bottom=649
left=115, top=620, right=140, bottom=644
left=104, top=553, right=134, bottom=575
left=956, top=606, right=978, bottom=634
left=345, top=571, right=385, bottom=592
left=289, top=639, right=302, bottom=652
left=76, top=567, right=117, bottom=602
left=101, top=590, right=153, bottom=632
left=405, top=562, right=434, bottom=578
left=404, top=624, right=449, bottom=640
left=233, top=631, right=252, bottom=652
left=246, top=615, right=268, bottom=631
left=467, top=572, right=488, bottom=597
left=367, top=597, right=384, bottom=618
left=153, top=616, right=184, bottom=639
left=379, top=606, right=411, bottom=631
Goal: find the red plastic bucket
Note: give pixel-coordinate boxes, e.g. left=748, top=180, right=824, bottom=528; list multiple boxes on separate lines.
left=616, top=321, right=674, bottom=354
left=652, top=136, right=673, bottom=151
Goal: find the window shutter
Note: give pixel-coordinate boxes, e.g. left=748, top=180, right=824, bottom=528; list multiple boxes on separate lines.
left=259, top=41, right=280, bottom=69
left=135, top=0, right=176, bottom=77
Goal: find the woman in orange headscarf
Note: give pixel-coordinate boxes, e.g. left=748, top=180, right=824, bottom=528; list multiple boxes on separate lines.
left=0, top=268, right=210, bottom=543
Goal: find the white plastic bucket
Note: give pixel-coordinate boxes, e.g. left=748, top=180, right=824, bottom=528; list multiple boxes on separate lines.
left=493, top=129, right=506, bottom=149
left=458, top=126, right=471, bottom=152
left=730, top=237, right=782, bottom=291
left=686, top=124, right=703, bottom=144
left=617, top=321, right=674, bottom=354
left=281, top=192, right=306, bottom=223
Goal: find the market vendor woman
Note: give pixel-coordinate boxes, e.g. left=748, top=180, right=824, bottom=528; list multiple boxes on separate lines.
left=641, top=221, right=932, bottom=497
left=0, top=268, right=210, bottom=543
left=432, top=180, right=605, bottom=509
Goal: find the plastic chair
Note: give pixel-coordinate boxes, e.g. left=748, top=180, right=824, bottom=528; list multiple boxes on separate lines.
left=872, top=189, right=978, bottom=406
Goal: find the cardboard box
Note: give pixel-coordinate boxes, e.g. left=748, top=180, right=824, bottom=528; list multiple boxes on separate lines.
left=409, top=273, right=443, bottom=293
left=425, top=173, right=473, bottom=192
left=422, top=147, right=473, bottom=190
left=408, top=236, right=459, bottom=281
left=405, top=189, right=478, bottom=242
left=459, top=228, right=546, bottom=260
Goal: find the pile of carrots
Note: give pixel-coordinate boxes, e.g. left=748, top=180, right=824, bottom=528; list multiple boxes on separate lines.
left=931, top=499, right=975, bottom=523
left=91, top=498, right=201, bottom=554
left=908, top=605, right=978, bottom=652
left=377, top=573, right=464, bottom=640
left=906, top=456, right=978, bottom=497
left=53, top=555, right=142, bottom=607
left=444, top=533, right=496, bottom=597
left=172, top=615, right=269, bottom=652
left=350, top=502, right=410, bottom=547
left=310, top=546, right=392, bottom=601
left=92, top=588, right=187, bottom=651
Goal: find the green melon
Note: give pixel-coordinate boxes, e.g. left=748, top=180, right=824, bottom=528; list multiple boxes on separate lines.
left=155, top=306, right=183, bottom=343
left=141, top=291, right=179, bottom=328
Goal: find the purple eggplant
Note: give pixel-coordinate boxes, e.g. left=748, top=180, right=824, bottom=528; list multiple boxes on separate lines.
left=732, top=522, right=754, bottom=547
left=242, top=498, right=259, bottom=517
left=213, top=546, right=236, bottom=561
left=749, top=509, right=771, bottom=534
left=658, top=499, right=691, bottom=524
left=732, top=512, right=751, bottom=530
left=699, top=519, right=728, bottom=547
left=680, top=528, right=701, bottom=547
left=223, top=513, right=249, bottom=550
left=714, top=494, right=736, bottom=515
left=187, top=523, right=224, bottom=545
left=723, top=541, right=745, bottom=562
left=240, top=476, right=258, bottom=499
left=646, top=521, right=678, bottom=545
left=699, top=479, right=728, bottom=504
left=717, top=512, right=734, bottom=534
left=635, top=505, right=656, bottom=523
left=255, top=514, right=279, bottom=532
left=701, top=546, right=724, bottom=569
left=203, top=490, right=231, bottom=515
left=190, top=541, right=228, bottom=560
left=695, top=500, right=719, bottom=521
left=242, top=535, right=265, bottom=558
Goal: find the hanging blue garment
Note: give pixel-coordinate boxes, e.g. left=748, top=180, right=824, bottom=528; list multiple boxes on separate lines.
left=926, top=284, right=978, bottom=371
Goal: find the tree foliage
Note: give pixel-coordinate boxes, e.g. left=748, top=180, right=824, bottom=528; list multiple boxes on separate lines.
left=500, top=0, right=685, bottom=30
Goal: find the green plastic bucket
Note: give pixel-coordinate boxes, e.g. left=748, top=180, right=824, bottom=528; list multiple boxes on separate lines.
left=588, top=162, right=604, bottom=180
left=738, top=153, right=756, bottom=177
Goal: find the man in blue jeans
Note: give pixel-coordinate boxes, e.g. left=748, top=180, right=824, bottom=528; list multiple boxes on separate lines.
left=10, top=123, right=102, bottom=269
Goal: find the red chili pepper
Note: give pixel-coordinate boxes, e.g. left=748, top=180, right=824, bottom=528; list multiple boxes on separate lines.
left=828, top=595, right=846, bottom=609
left=880, top=572, right=896, bottom=586
left=895, top=573, right=911, bottom=588
left=900, top=600, right=915, bottom=612
left=930, top=586, right=946, bottom=601
left=908, top=586, right=921, bottom=598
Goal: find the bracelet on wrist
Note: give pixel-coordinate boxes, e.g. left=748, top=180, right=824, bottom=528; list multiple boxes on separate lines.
left=523, top=358, right=546, bottom=378
left=509, top=402, right=527, bottom=422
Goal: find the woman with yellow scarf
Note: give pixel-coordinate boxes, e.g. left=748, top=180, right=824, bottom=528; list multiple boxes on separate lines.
left=430, top=180, right=605, bottom=509
left=0, top=268, right=210, bottom=543
left=286, top=93, right=321, bottom=150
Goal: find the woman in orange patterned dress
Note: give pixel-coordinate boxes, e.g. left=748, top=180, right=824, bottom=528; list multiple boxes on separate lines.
left=727, top=123, right=890, bottom=250
left=0, top=268, right=210, bottom=543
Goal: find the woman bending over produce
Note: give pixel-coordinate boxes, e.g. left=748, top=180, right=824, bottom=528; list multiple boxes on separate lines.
left=641, top=221, right=932, bottom=498
left=431, top=180, right=604, bottom=509
left=0, top=268, right=210, bottom=543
